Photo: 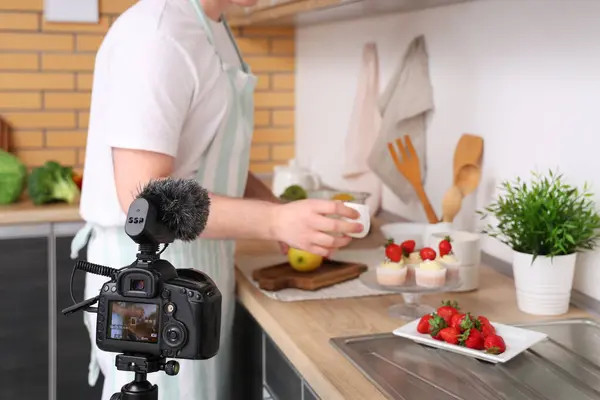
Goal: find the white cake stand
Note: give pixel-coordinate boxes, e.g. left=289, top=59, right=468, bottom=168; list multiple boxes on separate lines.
left=359, top=269, right=462, bottom=320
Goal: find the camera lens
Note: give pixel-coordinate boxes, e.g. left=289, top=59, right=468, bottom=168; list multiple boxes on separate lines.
left=130, top=279, right=145, bottom=291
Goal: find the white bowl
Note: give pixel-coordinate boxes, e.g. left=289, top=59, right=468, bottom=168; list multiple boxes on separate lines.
left=380, top=222, right=428, bottom=248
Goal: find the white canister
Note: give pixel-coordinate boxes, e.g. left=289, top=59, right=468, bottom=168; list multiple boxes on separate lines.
left=430, top=231, right=482, bottom=292
left=450, top=264, right=480, bottom=292
left=423, top=222, right=453, bottom=248
left=429, top=231, right=481, bottom=265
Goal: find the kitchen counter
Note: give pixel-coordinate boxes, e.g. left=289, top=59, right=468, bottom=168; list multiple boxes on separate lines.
left=0, top=200, right=81, bottom=225
left=2, top=201, right=598, bottom=399
left=234, top=217, right=596, bottom=400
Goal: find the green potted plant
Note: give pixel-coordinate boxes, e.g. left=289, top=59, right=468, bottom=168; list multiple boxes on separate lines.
left=478, top=170, right=600, bottom=315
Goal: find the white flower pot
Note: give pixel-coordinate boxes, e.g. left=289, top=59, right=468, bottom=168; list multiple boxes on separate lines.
left=512, top=251, right=577, bottom=316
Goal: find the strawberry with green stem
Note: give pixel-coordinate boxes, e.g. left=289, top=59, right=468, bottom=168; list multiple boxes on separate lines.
left=438, top=236, right=453, bottom=257
left=484, top=334, right=506, bottom=354
left=384, top=239, right=403, bottom=262
left=437, top=300, right=460, bottom=324
left=428, top=314, right=447, bottom=341
left=459, top=327, right=484, bottom=350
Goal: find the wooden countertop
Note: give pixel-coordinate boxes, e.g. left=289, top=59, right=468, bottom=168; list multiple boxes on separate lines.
left=2, top=199, right=597, bottom=399
left=233, top=217, right=596, bottom=400
left=0, top=201, right=81, bottom=225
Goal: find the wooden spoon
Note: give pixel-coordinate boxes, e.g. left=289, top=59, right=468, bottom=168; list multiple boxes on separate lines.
left=453, top=134, right=484, bottom=195
left=456, top=163, right=481, bottom=195
left=441, top=185, right=463, bottom=222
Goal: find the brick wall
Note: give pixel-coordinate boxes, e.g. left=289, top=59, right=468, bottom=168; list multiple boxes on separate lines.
left=0, top=0, right=295, bottom=174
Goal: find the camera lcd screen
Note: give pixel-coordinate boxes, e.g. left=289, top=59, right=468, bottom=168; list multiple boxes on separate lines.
left=107, top=301, right=159, bottom=343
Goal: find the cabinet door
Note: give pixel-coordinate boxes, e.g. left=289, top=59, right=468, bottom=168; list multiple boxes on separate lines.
left=0, top=237, right=49, bottom=399
left=55, top=236, right=104, bottom=400
left=264, top=333, right=302, bottom=400
left=232, top=301, right=263, bottom=400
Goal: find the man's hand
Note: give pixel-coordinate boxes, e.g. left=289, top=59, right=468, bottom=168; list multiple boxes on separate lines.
left=269, top=199, right=363, bottom=257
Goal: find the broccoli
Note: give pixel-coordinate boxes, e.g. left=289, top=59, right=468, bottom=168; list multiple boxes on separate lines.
left=28, top=161, right=80, bottom=205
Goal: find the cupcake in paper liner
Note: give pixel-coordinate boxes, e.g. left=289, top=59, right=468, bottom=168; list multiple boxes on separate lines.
left=376, top=259, right=407, bottom=286
left=415, top=247, right=447, bottom=288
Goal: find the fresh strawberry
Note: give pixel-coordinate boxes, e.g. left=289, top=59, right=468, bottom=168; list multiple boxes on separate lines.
left=416, top=314, right=433, bottom=334
left=484, top=334, right=506, bottom=354
left=384, top=239, right=403, bottom=262
left=459, top=328, right=484, bottom=350
left=428, top=314, right=447, bottom=341
left=400, top=240, right=416, bottom=255
left=419, top=247, right=437, bottom=261
left=437, top=300, right=460, bottom=324
left=439, top=327, right=461, bottom=345
left=449, top=313, right=465, bottom=330
left=451, top=312, right=480, bottom=333
left=481, top=323, right=497, bottom=338
left=461, top=312, right=481, bottom=330
left=438, top=236, right=453, bottom=257
left=477, top=315, right=491, bottom=326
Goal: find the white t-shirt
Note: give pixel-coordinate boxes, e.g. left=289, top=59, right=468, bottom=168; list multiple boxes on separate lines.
left=79, top=0, right=243, bottom=227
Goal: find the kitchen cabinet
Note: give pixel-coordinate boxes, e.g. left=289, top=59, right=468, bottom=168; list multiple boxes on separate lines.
left=232, top=301, right=264, bottom=400
left=226, top=0, right=475, bottom=27
left=0, top=235, right=49, bottom=399
left=55, top=234, right=104, bottom=400
left=0, top=221, right=320, bottom=400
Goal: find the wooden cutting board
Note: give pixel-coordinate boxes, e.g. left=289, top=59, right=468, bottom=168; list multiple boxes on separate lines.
left=252, top=260, right=368, bottom=291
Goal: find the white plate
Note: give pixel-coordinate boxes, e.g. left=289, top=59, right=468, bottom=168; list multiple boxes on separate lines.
left=393, top=318, right=548, bottom=364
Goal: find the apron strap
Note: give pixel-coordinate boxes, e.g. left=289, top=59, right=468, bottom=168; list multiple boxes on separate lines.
left=189, top=0, right=216, bottom=44
left=189, top=0, right=251, bottom=74
left=222, top=17, right=251, bottom=74
left=70, top=223, right=93, bottom=259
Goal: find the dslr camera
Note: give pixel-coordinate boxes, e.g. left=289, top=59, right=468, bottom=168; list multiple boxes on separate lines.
left=63, top=179, right=220, bottom=399
left=97, top=197, right=221, bottom=360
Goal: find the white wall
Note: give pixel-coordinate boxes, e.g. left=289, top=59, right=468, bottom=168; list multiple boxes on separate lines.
left=295, top=0, right=600, bottom=300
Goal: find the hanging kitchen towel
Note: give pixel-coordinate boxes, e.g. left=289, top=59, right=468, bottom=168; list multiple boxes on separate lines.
left=339, top=42, right=383, bottom=216
left=367, top=35, right=434, bottom=204
left=343, top=42, right=382, bottom=178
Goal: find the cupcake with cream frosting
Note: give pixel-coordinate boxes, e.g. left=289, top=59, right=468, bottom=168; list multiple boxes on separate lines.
left=415, top=247, right=447, bottom=288
left=376, top=259, right=407, bottom=286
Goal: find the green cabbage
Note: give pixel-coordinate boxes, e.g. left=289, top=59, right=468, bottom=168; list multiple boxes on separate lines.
left=0, top=150, right=27, bottom=205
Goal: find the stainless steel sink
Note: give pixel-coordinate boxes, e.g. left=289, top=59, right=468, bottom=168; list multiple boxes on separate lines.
left=330, top=318, right=600, bottom=399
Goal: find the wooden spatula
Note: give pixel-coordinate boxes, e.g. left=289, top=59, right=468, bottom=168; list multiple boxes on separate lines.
left=387, top=135, right=439, bottom=224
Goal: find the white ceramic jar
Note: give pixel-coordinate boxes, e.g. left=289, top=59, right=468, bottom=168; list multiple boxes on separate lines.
left=430, top=231, right=482, bottom=292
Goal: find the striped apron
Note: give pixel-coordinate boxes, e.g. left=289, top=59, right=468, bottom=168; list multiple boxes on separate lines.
left=70, top=1, right=256, bottom=398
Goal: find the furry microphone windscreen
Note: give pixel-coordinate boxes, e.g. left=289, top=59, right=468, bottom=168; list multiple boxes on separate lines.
left=136, top=178, right=211, bottom=242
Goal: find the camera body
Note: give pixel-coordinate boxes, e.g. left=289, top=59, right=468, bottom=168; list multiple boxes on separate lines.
left=95, top=259, right=222, bottom=360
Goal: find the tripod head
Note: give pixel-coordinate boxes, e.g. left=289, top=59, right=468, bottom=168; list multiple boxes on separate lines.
left=109, top=355, right=179, bottom=400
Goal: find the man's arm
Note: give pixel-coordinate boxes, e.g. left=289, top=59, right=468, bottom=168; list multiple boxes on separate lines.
left=244, top=171, right=278, bottom=202
left=113, top=149, right=278, bottom=241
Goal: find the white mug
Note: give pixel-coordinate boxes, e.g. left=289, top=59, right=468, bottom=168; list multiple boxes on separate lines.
left=343, top=202, right=370, bottom=239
